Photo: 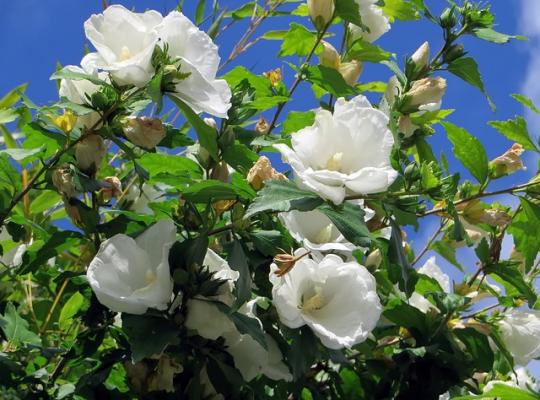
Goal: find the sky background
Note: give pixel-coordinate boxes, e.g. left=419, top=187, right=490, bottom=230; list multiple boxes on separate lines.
left=1, top=0, right=539, bottom=378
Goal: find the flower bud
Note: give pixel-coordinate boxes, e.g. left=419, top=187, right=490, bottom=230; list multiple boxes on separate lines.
left=338, top=60, right=362, bottom=87
left=439, top=7, right=457, bottom=29
left=212, top=199, right=236, bottom=216
left=319, top=41, right=340, bottom=69
left=307, top=0, right=335, bottom=31
left=75, top=134, right=107, bottom=174
left=204, top=118, right=217, bottom=130
left=480, top=209, right=511, bottom=227
left=443, top=44, right=465, bottom=63
left=365, top=249, right=382, bottom=269
left=64, top=198, right=82, bottom=225
left=405, top=77, right=447, bottom=109
left=247, top=156, right=287, bottom=190
left=489, top=143, right=526, bottom=178
left=255, top=117, right=269, bottom=135
left=123, top=116, right=166, bottom=149
left=398, top=115, right=417, bottom=138
left=100, top=176, right=122, bottom=203
left=210, top=161, right=230, bottom=183
left=52, top=165, right=76, bottom=197
left=263, top=68, right=282, bottom=87
left=411, top=41, right=430, bottom=70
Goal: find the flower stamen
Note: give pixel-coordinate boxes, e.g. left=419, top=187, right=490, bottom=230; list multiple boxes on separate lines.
left=326, top=152, right=343, bottom=171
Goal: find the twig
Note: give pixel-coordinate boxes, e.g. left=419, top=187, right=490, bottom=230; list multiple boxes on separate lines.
left=411, top=219, right=447, bottom=267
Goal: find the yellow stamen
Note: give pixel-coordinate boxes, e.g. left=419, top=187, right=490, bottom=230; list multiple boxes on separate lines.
left=326, top=152, right=343, bottom=171
left=313, top=224, right=333, bottom=244
left=119, top=46, right=131, bottom=61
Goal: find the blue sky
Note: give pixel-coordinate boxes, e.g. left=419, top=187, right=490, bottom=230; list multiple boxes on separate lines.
left=1, top=0, right=539, bottom=377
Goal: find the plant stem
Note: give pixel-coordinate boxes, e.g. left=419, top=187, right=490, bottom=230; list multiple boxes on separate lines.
left=411, top=219, right=447, bottom=266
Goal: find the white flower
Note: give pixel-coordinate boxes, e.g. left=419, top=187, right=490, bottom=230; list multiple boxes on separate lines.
left=200, top=367, right=225, bottom=400
left=222, top=300, right=292, bottom=382
left=58, top=63, right=110, bottom=129
left=499, top=309, right=540, bottom=365
left=270, top=251, right=381, bottom=349
left=87, top=219, right=175, bottom=314
left=483, top=367, right=538, bottom=393
left=0, top=244, right=27, bottom=268
left=126, top=183, right=167, bottom=215
left=274, top=95, right=397, bottom=205
left=408, top=257, right=451, bottom=313
left=349, top=0, right=390, bottom=43
left=279, top=200, right=374, bottom=254
left=184, top=249, right=239, bottom=340
left=83, top=5, right=161, bottom=87
left=155, top=11, right=231, bottom=118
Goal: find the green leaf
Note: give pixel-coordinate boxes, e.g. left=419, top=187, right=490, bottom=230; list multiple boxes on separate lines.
left=228, top=241, right=252, bottom=309
left=346, top=40, right=392, bottom=63
left=282, top=111, right=315, bottom=134
left=0, top=147, right=44, bottom=163
left=138, top=152, right=202, bottom=179
left=473, top=28, right=526, bottom=44
left=382, top=0, right=421, bottom=22
left=221, top=142, right=258, bottom=173
left=261, top=30, right=288, bottom=40
left=215, top=302, right=267, bottom=350
left=169, top=96, right=219, bottom=161
left=304, top=65, right=357, bottom=97
left=223, top=66, right=273, bottom=97
left=0, top=153, right=22, bottom=195
left=453, top=384, right=539, bottom=400
left=0, top=303, right=41, bottom=346
left=447, top=57, right=494, bottom=110
left=122, top=315, right=179, bottom=363
left=58, top=292, right=87, bottom=329
left=0, top=83, right=28, bottom=109
left=317, top=202, right=373, bottom=247
left=0, top=108, right=18, bottom=124
left=488, top=116, right=537, bottom=152
left=387, top=220, right=417, bottom=297
left=335, top=0, right=363, bottom=26
left=248, top=95, right=290, bottom=111
left=442, top=122, right=488, bottom=183
left=279, top=23, right=318, bottom=57
left=485, top=261, right=537, bottom=307
left=148, top=70, right=163, bottom=113
left=508, top=198, right=540, bottom=272
left=453, top=328, right=494, bottom=372
left=50, top=69, right=111, bottom=87
left=512, top=93, right=540, bottom=114
left=245, top=180, right=323, bottom=218
left=195, top=0, right=206, bottom=24
left=182, top=180, right=245, bottom=202
left=22, top=122, right=65, bottom=159
left=249, top=229, right=291, bottom=256
left=383, top=298, right=426, bottom=336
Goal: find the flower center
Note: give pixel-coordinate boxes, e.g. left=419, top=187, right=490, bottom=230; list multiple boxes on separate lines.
left=300, top=286, right=325, bottom=312
left=119, top=46, right=132, bottom=61
left=326, top=152, right=343, bottom=172
left=144, top=270, right=156, bottom=285
left=312, top=223, right=333, bottom=244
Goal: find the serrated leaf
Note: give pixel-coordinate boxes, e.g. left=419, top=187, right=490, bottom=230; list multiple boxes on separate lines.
left=508, top=198, right=540, bottom=271
left=317, top=202, right=373, bottom=247
left=473, top=28, right=526, bottom=44
left=335, top=0, right=363, bottom=26
left=279, top=23, right=318, bottom=57
left=382, top=0, right=421, bottom=22
left=453, top=384, right=539, bottom=400
left=442, top=122, right=488, bottom=183
left=488, top=116, right=537, bottom=152
left=228, top=241, right=252, bottom=309
left=50, top=69, right=111, bottom=87
left=447, top=57, right=494, bottom=110
left=282, top=111, right=315, bottom=134
left=347, top=40, right=392, bottom=63
left=512, top=93, right=540, bottom=114
left=304, top=65, right=357, bottom=97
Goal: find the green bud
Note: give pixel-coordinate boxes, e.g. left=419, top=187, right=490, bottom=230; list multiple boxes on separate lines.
left=443, top=44, right=465, bottom=63
left=440, top=7, right=457, bottom=29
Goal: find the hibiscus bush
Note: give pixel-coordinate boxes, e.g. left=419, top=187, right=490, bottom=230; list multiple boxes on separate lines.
left=1, top=0, right=540, bottom=399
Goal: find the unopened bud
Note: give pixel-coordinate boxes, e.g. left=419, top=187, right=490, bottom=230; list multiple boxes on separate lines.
left=255, top=117, right=269, bottom=135
left=123, top=116, right=166, bottom=149
left=100, top=176, right=122, bottom=203
left=319, top=41, right=340, bottom=69
left=443, top=44, right=465, bottom=63
left=307, top=0, right=335, bottom=31
left=75, top=134, right=107, bottom=174
left=339, top=60, right=362, bottom=87
left=365, top=249, right=382, bottom=269
left=489, top=143, right=526, bottom=178
left=398, top=115, right=418, bottom=138
left=247, top=156, right=287, bottom=190
left=204, top=118, right=217, bottom=130
left=411, top=41, right=430, bottom=70
left=263, top=68, right=282, bottom=87
left=195, top=145, right=213, bottom=170
left=64, top=198, right=82, bottom=225
left=440, top=7, right=457, bottom=29
left=52, top=165, right=76, bottom=197
left=212, top=199, right=236, bottom=216
left=163, top=64, right=178, bottom=77
left=210, top=161, right=230, bottom=183
left=405, top=77, right=447, bottom=109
